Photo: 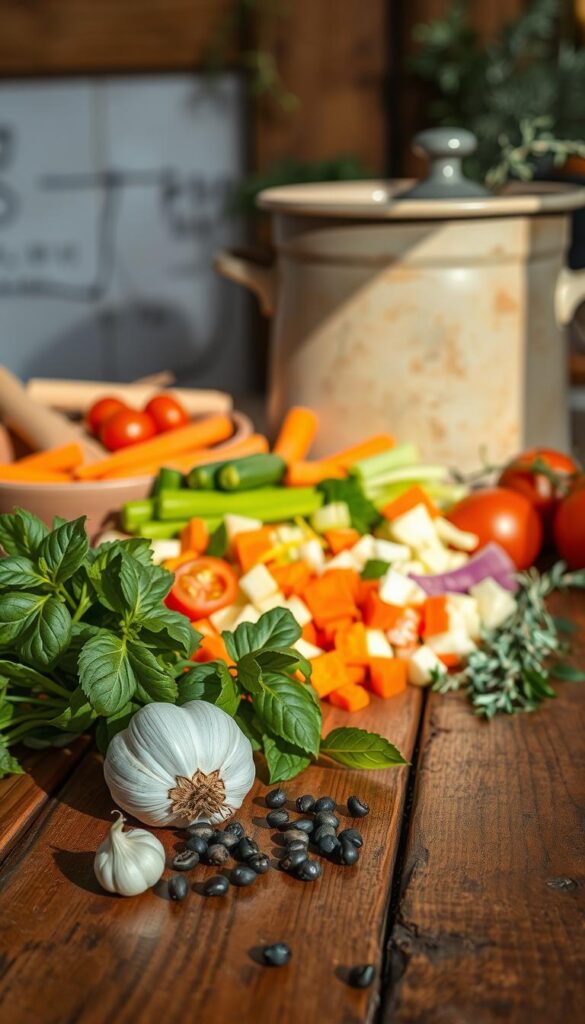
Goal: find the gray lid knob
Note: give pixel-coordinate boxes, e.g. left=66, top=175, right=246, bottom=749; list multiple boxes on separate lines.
left=400, top=127, right=491, bottom=200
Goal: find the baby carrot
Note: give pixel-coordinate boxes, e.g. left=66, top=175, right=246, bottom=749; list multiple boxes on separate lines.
left=285, top=460, right=346, bottom=486
left=0, top=442, right=84, bottom=477
left=273, top=407, right=318, bottom=464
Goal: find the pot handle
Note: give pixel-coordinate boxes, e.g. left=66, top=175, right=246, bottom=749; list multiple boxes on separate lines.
left=555, top=266, right=585, bottom=326
left=214, top=249, right=276, bottom=316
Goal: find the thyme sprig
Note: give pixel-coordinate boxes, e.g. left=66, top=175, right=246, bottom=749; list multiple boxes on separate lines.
left=433, top=563, right=585, bottom=717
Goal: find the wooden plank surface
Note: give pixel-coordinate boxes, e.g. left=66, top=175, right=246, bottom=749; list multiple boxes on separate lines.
left=383, top=591, right=585, bottom=1023
left=0, top=690, right=421, bottom=1024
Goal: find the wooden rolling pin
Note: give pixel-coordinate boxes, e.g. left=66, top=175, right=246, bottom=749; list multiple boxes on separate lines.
left=26, top=378, right=233, bottom=417
left=0, top=367, right=105, bottom=462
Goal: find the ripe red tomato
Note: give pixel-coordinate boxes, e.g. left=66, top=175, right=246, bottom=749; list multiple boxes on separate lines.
left=448, top=487, right=543, bottom=569
left=99, top=409, right=157, bottom=451
left=144, top=394, right=190, bottom=433
left=553, top=484, right=585, bottom=569
left=165, top=557, right=238, bottom=619
left=86, top=396, right=127, bottom=436
left=498, top=447, right=579, bottom=522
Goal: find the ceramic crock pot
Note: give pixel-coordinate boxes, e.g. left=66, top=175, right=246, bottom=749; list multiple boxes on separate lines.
left=216, top=130, right=585, bottom=470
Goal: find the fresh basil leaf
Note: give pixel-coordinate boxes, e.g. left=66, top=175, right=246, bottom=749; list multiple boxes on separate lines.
left=317, top=478, right=380, bottom=534
left=37, top=516, right=88, bottom=585
left=224, top=608, right=301, bottom=661
left=16, top=596, right=72, bottom=669
left=253, top=672, right=321, bottom=757
left=0, top=742, right=24, bottom=778
left=236, top=653, right=263, bottom=694
left=127, top=640, right=178, bottom=703
left=0, top=509, right=49, bottom=558
left=139, top=605, right=199, bottom=658
left=0, top=592, right=54, bottom=648
left=361, top=558, right=391, bottom=580
left=551, top=662, right=585, bottom=682
left=49, top=686, right=96, bottom=731
left=78, top=632, right=136, bottom=716
left=21, top=728, right=80, bottom=750
left=256, top=648, right=305, bottom=673
left=235, top=702, right=263, bottom=751
left=0, top=556, right=51, bottom=590
left=321, top=727, right=407, bottom=768
left=52, top=516, right=68, bottom=529
left=0, top=699, right=14, bottom=729
left=262, top=733, right=311, bottom=783
left=178, top=660, right=240, bottom=715
left=58, top=621, right=102, bottom=676
left=0, top=658, right=59, bottom=692
left=95, top=701, right=139, bottom=754
left=206, top=521, right=228, bottom=558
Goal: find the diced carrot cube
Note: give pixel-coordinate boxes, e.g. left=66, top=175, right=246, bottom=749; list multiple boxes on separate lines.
left=310, top=651, right=351, bottom=698
left=322, top=568, right=361, bottom=602
left=301, top=621, right=318, bottom=645
left=180, top=517, right=209, bottom=554
left=346, top=664, right=368, bottom=685
left=329, top=683, right=371, bottom=712
left=303, top=575, right=358, bottom=626
left=381, top=485, right=440, bottom=521
left=271, top=560, right=314, bottom=597
left=233, top=527, right=274, bottom=572
left=437, top=652, right=462, bottom=669
left=363, top=592, right=403, bottom=631
left=324, top=528, right=361, bottom=555
left=357, top=578, right=379, bottom=608
left=192, top=633, right=235, bottom=666
left=422, top=595, right=450, bottom=638
left=319, top=617, right=355, bottom=648
left=369, top=657, right=407, bottom=698
left=334, top=621, right=369, bottom=666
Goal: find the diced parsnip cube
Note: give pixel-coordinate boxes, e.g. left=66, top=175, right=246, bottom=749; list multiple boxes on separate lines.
left=373, top=538, right=411, bottom=564
left=444, top=550, right=470, bottom=570
left=470, top=577, right=517, bottom=631
left=323, top=550, right=360, bottom=572
left=224, top=514, right=263, bottom=546
left=294, top=637, right=325, bottom=660
left=256, top=592, right=287, bottom=613
left=366, top=629, right=394, bottom=658
left=447, top=593, right=481, bottom=640
left=407, top=645, right=447, bottom=686
left=390, top=504, right=440, bottom=551
left=209, top=602, right=245, bottom=631
left=231, top=603, right=261, bottom=628
left=426, top=628, right=477, bottom=657
left=274, top=524, right=305, bottom=545
left=298, top=539, right=326, bottom=572
left=418, top=543, right=454, bottom=575
left=435, top=517, right=479, bottom=552
left=311, top=501, right=351, bottom=534
left=239, top=563, right=279, bottom=607
left=285, top=594, right=312, bottom=628
left=379, top=568, right=427, bottom=607
left=394, top=559, right=427, bottom=578
left=349, top=534, right=377, bottom=569
left=148, top=539, right=181, bottom=565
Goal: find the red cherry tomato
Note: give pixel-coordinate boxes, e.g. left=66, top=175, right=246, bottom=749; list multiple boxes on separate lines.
left=165, top=557, right=238, bottom=619
left=99, top=409, right=157, bottom=451
left=86, top=396, right=128, bottom=436
left=498, top=447, right=579, bottom=523
left=553, top=483, right=585, bottom=569
left=448, top=487, right=543, bottom=570
left=144, top=394, right=190, bottom=433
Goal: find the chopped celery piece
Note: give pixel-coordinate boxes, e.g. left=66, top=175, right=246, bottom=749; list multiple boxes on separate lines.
left=350, top=442, right=420, bottom=482
left=310, top=501, right=351, bottom=534
left=137, top=520, right=188, bottom=539
left=122, top=499, right=155, bottom=533
left=365, top=465, right=450, bottom=498
left=156, top=486, right=322, bottom=522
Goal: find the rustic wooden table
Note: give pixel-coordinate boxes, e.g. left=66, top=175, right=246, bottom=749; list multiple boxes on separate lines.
left=0, top=591, right=583, bottom=1024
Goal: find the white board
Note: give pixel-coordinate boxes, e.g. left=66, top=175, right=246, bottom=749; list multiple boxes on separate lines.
left=0, top=74, right=253, bottom=392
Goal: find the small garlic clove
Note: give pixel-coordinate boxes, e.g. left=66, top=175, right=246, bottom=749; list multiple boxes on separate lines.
left=94, top=811, right=166, bottom=897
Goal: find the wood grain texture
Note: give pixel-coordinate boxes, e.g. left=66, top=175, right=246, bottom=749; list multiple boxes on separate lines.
left=0, top=691, right=421, bottom=1024
left=0, top=738, right=90, bottom=863
left=383, top=591, right=585, bottom=1023
left=0, top=1, right=231, bottom=74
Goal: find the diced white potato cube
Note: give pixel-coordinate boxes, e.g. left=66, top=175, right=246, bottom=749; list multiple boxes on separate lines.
left=256, top=592, right=287, bottom=613
left=349, top=534, right=377, bottom=569
left=470, top=577, right=517, bottom=631
left=231, top=603, right=261, bottom=628
left=395, top=560, right=427, bottom=578
left=435, top=517, right=479, bottom=552
left=390, top=504, right=440, bottom=551
left=407, top=645, right=447, bottom=686
left=298, top=539, right=326, bottom=572
left=148, top=539, right=181, bottom=565
left=373, top=538, right=411, bottom=564
left=427, top=628, right=477, bottom=657
left=444, top=550, right=470, bottom=570
left=239, top=563, right=279, bottom=607
left=418, top=544, right=453, bottom=575
left=224, top=515, right=263, bottom=546
left=366, top=629, right=394, bottom=658
left=285, top=595, right=312, bottom=628
left=447, top=593, right=481, bottom=640
left=210, top=602, right=245, bottom=631
left=294, top=637, right=325, bottom=660
left=379, top=568, right=427, bottom=607
left=323, top=550, right=360, bottom=571
left=274, top=524, right=305, bottom=545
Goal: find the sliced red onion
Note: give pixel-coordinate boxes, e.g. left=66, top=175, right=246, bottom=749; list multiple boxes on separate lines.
left=409, top=542, right=518, bottom=595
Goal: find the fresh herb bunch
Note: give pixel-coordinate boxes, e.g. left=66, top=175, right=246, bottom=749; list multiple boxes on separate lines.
left=0, top=510, right=406, bottom=782
left=433, top=563, right=585, bottom=716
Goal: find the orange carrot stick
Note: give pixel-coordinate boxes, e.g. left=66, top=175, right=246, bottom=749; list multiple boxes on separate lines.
left=0, top=468, right=72, bottom=483
left=324, top=434, right=394, bottom=469
left=0, top=443, right=84, bottom=477
left=285, top=460, right=346, bottom=486
left=273, top=407, right=318, bottom=464
left=101, top=433, right=269, bottom=480
left=75, top=415, right=233, bottom=480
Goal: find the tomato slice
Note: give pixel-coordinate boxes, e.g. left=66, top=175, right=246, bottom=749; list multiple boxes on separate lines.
left=165, top=557, right=238, bottom=619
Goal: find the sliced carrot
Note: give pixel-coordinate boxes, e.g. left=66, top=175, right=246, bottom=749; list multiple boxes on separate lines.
left=381, top=484, right=440, bottom=521
left=328, top=682, right=371, bottom=712
left=102, top=434, right=270, bottom=479
left=0, top=442, right=84, bottom=476
left=325, top=434, right=394, bottom=469
left=387, top=607, right=422, bottom=647
left=423, top=595, right=450, bottom=638
left=310, top=650, right=351, bottom=698
left=273, top=407, right=318, bottom=464
left=191, top=618, right=216, bottom=637
left=192, top=633, right=235, bottom=667
left=285, top=460, right=346, bottom=486
left=321, top=568, right=361, bottom=602
left=363, top=592, right=404, bottom=631
left=303, top=573, right=358, bottom=627
left=180, top=518, right=209, bottom=555
left=437, top=652, right=462, bottom=669
left=270, top=561, right=314, bottom=598
left=301, top=622, right=318, bottom=645
left=75, top=414, right=234, bottom=480
left=334, top=621, right=369, bottom=666
left=357, top=578, right=379, bottom=608
left=346, top=664, right=368, bottom=685
left=324, top=528, right=360, bottom=554
left=318, top=617, right=355, bottom=649
left=163, top=550, right=199, bottom=572
left=0, top=468, right=72, bottom=483
left=369, top=657, right=407, bottom=699
left=234, top=526, right=275, bottom=573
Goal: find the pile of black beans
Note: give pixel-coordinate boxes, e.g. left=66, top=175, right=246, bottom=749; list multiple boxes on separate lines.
left=167, top=819, right=271, bottom=901
left=266, top=788, right=369, bottom=881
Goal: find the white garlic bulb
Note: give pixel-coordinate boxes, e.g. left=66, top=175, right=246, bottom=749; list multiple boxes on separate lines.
left=103, top=701, right=256, bottom=828
left=94, top=811, right=166, bottom=896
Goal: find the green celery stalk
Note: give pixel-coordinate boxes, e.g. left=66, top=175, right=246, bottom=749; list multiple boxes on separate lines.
left=122, top=499, right=155, bottom=533
left=156, top=487, right=322, bottom=522
left=350, top=442, right=420, bottom=482
left=364, top=464, right=449, bottom=497
left=137, top=520, right=188, bottom=539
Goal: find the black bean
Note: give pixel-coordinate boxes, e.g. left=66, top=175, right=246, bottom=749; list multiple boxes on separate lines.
left=204, top=875, right=230, bottom=897
left=314, top=811, right=340, bottom=829
left=282, top=839, right=308, bottom=855
left=347, top=795, right=369, bottom=818
left=282, top=829, right=309, bottom=847
left=186, top=823, right=213, bottom=841
left=338, top=828, right=363, bottom=849
left=212, top=831, right=239, bottom=851
left=261, top=942, right=291, bottom=967
left=172, top=849, right=200, bottom=871
left=296, top=859, right=322, bottom=882
left=280, top=848, right=308, bottom=873
left=318, top=833, right=340, bottom=857
left=337, top=839, right=360, bottom=866
left=224, top=820, right=245, bottom=839
left=265, top=788, right=287, bottom=808
left=313, top=824, right=336, bottom=845
left=231, top=864, right=257, bottom=887
left=206, top=843, right=230, bottom=866
left=266, top=808, right=289, bottom=829
left=286, top=818, right=313, bottom=834
left=248, top=853, right=271, bottom=875
left=236, top=837, right=259, bottom=861
left=313, top=796, right=336, bottom=813
left=185, top=834, right=208, bottom=855
left=295, top=794, right=315, bottom=814
left=348, top=964, right=376, bottom=989
left=168, top=875, right=189, bottom=901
